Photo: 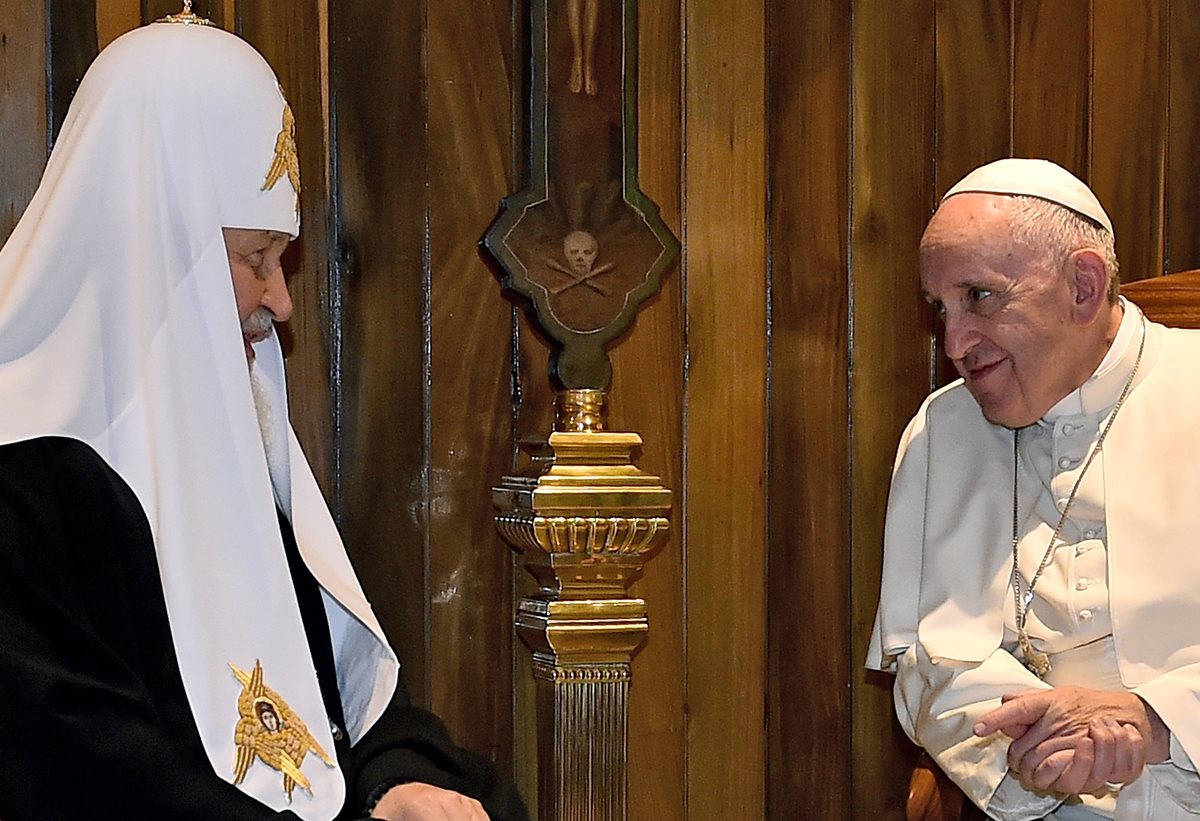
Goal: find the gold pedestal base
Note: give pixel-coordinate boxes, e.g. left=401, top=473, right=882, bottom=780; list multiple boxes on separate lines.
left=495, top=392, right=671, bottom=821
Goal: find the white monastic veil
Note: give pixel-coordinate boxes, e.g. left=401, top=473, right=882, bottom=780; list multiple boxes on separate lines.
left=0, top=23, right=397, bottom=818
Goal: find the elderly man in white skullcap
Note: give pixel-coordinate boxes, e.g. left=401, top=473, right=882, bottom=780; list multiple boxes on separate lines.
left=0, top=15, right=525, bottom=821
left=867, top=158, right=1200, bottom=819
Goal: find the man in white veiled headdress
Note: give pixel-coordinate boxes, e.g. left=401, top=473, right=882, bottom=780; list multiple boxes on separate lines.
left=867, top=159, right=1200, bottom=819
left=0, top=17, right=526, bottom=821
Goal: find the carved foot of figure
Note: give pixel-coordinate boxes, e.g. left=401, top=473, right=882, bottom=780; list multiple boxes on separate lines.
left=569, top=59, right=583, bottom=94
left=585, top=69, right=597, bottom=96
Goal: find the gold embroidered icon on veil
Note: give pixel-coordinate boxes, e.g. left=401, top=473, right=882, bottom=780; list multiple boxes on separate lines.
left=262, top=98, right=300, bottom=215
left=230, top=660, right=334, bottom=801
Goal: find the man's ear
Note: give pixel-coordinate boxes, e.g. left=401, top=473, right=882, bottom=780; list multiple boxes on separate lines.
left=1065, top=249, right=1109, bottom=326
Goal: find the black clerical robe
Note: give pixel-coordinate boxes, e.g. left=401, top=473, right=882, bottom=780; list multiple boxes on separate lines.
left=0, top=436, right=526, bottom=821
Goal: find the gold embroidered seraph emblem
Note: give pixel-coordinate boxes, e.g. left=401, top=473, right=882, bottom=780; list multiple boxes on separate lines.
left=262, top=100, right=300, bottom=216
left=230, top=660, right=334, bottom=801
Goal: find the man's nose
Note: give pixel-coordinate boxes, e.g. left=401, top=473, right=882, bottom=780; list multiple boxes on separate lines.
left=942, top=311, right=977, bottom=361
left=262, top=268, right=293, bottom=323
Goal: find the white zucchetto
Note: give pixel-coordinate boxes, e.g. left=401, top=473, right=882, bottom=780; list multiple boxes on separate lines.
left=942, top=157, right=1114, bottom=237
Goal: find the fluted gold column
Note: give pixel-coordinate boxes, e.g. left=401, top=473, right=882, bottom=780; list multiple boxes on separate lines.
left=494, top=389, right=671, bottom=820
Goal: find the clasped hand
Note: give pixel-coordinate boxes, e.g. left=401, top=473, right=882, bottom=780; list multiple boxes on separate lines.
left=972, top=685, right=1169, bottom=796
left=370, top=782, right=491, bottom=820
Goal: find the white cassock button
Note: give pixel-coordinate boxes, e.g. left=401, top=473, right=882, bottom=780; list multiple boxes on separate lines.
left=1058, top=457, right=1075, bottom=469
left=1063, top=424, right=1075, bottom=435
left=1076, top=579, right=1090, bottom=591
left=1080, top=609, right=1094, bottom=620
left=1084, top=528, right=1099, bottom=539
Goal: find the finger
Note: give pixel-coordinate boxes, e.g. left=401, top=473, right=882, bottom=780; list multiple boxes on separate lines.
left=1115, top=723, right=1146, bottom=785
left=1029, top=749, right=1074, bottom=792
left=1008, top=714, right=1070, bottom=764
left=1013, top=733, right=1081, bottom=778
left=1086, top=717, right=1117, bottom=789
left=1051, top=737, right=1094, bottom=796
left=997, top=723, right=1033, bottom=740
left=1106, top=721, right=1134, bottom=784
left=984, top=721, right=1033, bottom=740
left=976, top=694, right=1051, bottom=738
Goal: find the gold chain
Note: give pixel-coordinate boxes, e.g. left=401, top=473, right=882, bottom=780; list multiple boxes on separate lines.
left=1010, top=311, right=1146, bottom=678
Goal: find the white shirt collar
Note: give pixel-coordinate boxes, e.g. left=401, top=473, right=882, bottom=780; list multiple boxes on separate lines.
left=1042, top=296, right=1142, bottom=421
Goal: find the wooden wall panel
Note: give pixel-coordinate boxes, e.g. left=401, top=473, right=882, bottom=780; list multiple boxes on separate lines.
left=0, top=0, right=47, bottom=243
left=1091, top=0, right=1167, bottom=283
left=426, top=0, right=518, bottom=763
left=849, top=1, right=936, bottom=819
left=1012, top=0, right=1090, bottom=177
left=96, top=0, right=139, bottom=47
left=766, top=0, right=851, bottom=818
left=1166, top=4, right=1200, bottom=275
left=684, top=0, right=768, bottom=817
left=934, top=0, right=1011, bottom=197
left=932, top=1, right=1012, bottom=387
left=620, top=2, right=686, bottom=820
left=47, top=1, right=97, bottom=143
left=328, top=3, right=432, bottom=704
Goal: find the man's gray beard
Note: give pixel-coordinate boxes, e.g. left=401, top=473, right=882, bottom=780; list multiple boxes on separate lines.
left=248, top=363, right=276, bottom=469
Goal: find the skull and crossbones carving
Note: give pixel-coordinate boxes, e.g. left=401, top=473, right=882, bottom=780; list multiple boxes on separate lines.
left=544, top=230, right=617, bottom=295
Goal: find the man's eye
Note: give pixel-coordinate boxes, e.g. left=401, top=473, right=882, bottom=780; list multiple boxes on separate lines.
left=967, top=287, right=992, bottom=303
left=930, top=300, right=946, bottom=319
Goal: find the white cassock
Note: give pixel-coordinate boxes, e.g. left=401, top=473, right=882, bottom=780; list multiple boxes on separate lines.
left=868, top=300, right=1200, bottom=820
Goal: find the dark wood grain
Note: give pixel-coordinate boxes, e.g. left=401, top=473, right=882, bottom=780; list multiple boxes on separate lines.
left=1012, top=0, right=1090, bottom=178
left=96, top=0, right=140, bottom=48
left=932, top=0, right=1012, bottom=388
left=934, top=0, right=1011, bottom=197
left=685, top=0, right=768, bottom=816
left=426, top=0, right=518, bottom=765
left=615, top=1, right=685, bottom=818
left=766, top=0, right=851, bottom=818
left=0, top=0, right=47, bottom=242
left=1090, top=0, right=1167, bottom=282
left=1166, top=3, right=1200, bottom=274
left=326, top=2, right=431, bottom=704
left=48, top=0, right=98, bottom=144
left=849, top=1, right=937, bottom=820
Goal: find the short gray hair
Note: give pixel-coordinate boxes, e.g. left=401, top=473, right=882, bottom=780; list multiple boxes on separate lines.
left=1008, top=195, right=1120, bottom=301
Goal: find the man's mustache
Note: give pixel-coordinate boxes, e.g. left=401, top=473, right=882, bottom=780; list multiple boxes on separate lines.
left=242, top=308, right=275, bottom=338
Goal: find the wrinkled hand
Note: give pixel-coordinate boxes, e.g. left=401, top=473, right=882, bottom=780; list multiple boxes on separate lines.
left=972, top=686, right=1168, bottom=795
left=370, top=782, right=491, bottom=820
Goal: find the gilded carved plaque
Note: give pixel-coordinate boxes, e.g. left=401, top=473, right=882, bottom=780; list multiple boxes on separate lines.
left=482, top=0, right=679, bottom=389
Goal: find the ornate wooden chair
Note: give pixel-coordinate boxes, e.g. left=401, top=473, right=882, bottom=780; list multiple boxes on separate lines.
left=1120, top=268, right=1200, bottom=329
left=904, top=268, right=1200, bottom=821
left=907, top=751, right=979, bottom=821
